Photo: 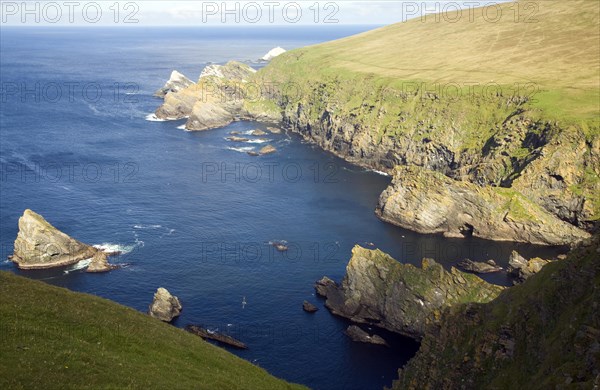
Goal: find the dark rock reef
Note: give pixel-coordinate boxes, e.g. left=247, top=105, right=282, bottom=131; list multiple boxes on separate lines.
left=345, top=325, right=388, bottom=346
left=458, top=259, right=502, bottom=274
left=185, top=325, right=248, bottom=350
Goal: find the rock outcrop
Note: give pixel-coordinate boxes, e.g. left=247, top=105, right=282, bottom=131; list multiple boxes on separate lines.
left=148, top=288, right=182, bottom=322
left=457, top=259, right=502, bottom=274
left=302, top=301, right=318, bottom=313
left=11, top=209, right=98, bottom=270
left=507, top=250, right=552, bottom=284
left=259, top=145, right=277, bottom=155
left=345, top=325, right=388, bottom=346
left=154, top=70, right=194, bottom=98
left=86, top=251, right=117, bottom=273
left=155, top=61, right=259, bottom=130
left=393, top=237, right=600, bottom=389
left=376, top=166, right=590, bottom=246
left=316, top=245, right=503, bottom=340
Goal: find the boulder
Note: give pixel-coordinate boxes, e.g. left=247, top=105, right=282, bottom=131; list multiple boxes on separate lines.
left=316, top=246, right=503, bottom=340
left=376, top=166, right=590, bottom=246
left=259, top=145, right=277, bottom=155
left=11, top=209, right=98, bottom=269
left=148, top=288, right=182, bottom=322
left=226, top=136, right=250, bottom=142
left=302, top=301, right=318, bottom=313
left=507, top=250, right=552, bottom=284
left=458, top=259, right=502, bottom=274
left=345, top=325, right=388, bottom=346
left=154, top=70, right=194, bottom=98
left=86, top=251, right=117, bottom=273
left=266, top=127, right=282, bottom=134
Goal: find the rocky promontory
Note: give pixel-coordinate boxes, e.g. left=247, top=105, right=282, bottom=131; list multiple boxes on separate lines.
left=376, top=166, right=590, bottom=246
left=316, top=245, right=503, bottom=340
left=154, top=61, right=280, bottom=131
left=11, top=209, right=99, bottom=270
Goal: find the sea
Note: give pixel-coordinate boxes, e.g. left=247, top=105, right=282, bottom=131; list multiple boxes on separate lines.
left=0, top=26, right=565, bottom=390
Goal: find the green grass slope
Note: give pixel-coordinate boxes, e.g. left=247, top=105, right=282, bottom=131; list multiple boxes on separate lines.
left=393, top=236, right=600, bottom=389
left=264, top=0, right=599, bottom=123
left=0, top=272, right=306, bottom=390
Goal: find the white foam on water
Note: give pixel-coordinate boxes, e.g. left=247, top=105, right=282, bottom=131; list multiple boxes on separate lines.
left=227, top=146, right=255, bottom=153
left=145, top=113, right=167, bottom=122
left=133, top=224, right=162, bottom=229
left=93, top=242, right=137, bottom=255
left=177, top=124, right=187, bottom=130
left=63, top=258, right=93, bottom=274
left=369, top=169, right=390, bottom=176
left=246, top=139, right=271, bottom=144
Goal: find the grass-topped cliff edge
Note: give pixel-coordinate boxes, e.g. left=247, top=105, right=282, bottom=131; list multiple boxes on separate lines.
left=0, top=272, right=305, bottom=389
left=249, top=0, right=600, bottom=234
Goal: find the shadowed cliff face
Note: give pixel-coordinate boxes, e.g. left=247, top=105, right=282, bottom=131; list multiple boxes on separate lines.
left=393, top=237, right=600, bottom=389
left=12, top=209, right=97, bottom=269
left=316, top=246, right=504, bottom=340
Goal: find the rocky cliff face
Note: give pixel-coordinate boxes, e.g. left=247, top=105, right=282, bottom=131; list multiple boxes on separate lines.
left=316, top=246, right=503, bottom=340
left=393, top=237, right=600, bottom=389
left=376, top=166, right=590, bottom=245
left=11, top=209, right=98, bottom=269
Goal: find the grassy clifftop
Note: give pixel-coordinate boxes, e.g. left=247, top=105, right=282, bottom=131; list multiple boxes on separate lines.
left=250, top=0, right=599, bottom=231
left=392, top=237, right=600, bottom=389
left=0, top=272, right=305, bottom=390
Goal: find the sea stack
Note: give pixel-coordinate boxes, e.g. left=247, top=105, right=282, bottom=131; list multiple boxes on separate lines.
left=148, top=288, right=182, bottom=322
left=11, top=209, right=98, bottom=270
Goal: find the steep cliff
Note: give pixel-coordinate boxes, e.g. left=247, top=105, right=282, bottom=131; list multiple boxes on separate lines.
left=316, top=246, right=503, bottom=340
left=249, top=0, right=599, bottom=239
left=393, top=237, right=600, bottom=389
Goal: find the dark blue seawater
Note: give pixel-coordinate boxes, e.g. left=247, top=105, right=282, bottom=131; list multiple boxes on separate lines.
left=0, top=27, right=565, bottom=390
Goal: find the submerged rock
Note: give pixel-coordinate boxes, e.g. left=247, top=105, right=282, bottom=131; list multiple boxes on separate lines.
left=259, top=145, right=277, bottom=155
left=507, top=250, right=552, bottom=284
left=317, top=246, right=503, bottom=340
left=226, top=136, right=250, bottom=142
left=266, top=127, right=282, bottom=134
left=302, top=301, right=318, bottom=313
left=86, top=251, right=117, bottom=273
left=376, top=166, right=590, bottom=246
left=154, top=70, right=194, bottom=98
left=148, top=288, right=182, bottom=322
left=11, top=209, right=98, bottom=270
left=458, top=259, right=502, bottom=274
left=249, top=129, right=267, bottom=136
left=186, top=325, right=248, bottom=349
left=345, top=325, right=388, bottom=346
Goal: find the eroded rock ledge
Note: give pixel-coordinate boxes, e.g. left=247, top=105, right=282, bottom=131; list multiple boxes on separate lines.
left=316, top=245, right=503, bottom=340
left=376, top=166, right=590, bottom=246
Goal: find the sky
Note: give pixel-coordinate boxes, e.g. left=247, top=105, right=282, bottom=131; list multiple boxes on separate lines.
left=0, top=0, right=512, bottom=26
